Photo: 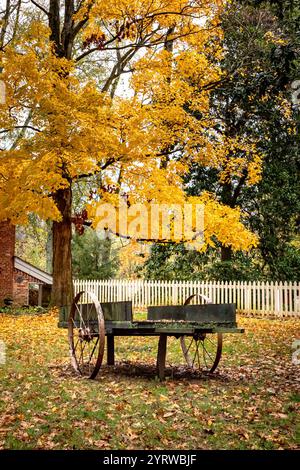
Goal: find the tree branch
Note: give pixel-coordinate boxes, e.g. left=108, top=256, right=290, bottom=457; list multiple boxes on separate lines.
left=76, top=158, right=118, bottom=180
left=30, top=0, right=49, bottom=16
left=72, top=0, right=96, bottom=38
left=0, top=0, right=11, bottom=49
left=75, top=27, right=204, bottom=62
left=232, top=172, right=248, bottom=206
left=49, top=0, right=61, bottom=53
left=101, top=47, right=140, bottom=93
left=0, top=125, right=41, bottom=134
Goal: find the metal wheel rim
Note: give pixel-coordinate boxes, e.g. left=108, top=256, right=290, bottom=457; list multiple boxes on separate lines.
left=180, top=293, right=223, bottom=373
left=68, top=291, right=105, bottom=379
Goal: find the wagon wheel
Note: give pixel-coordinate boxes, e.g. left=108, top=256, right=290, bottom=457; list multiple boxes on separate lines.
left=180, top=294, right=222, bottom=373
left=68, top=291, right=105, bottom=379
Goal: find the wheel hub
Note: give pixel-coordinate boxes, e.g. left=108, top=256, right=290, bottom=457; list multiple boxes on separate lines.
left=79, top=327, right=94, bottom=342
left=193, top=332, right=206, bottom=341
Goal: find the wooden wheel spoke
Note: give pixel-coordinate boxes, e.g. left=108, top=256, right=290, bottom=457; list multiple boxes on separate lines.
left=191, top=342, right=198, bottom=366
left=82, top=339, right=88, bottom=356
left=206, top=336, right=215, bottom=346
left=87, top=342, right=92, bottom=374
left=79, top=340, right=84, bottom=366
left=87, top=302, right=94, bottom=322
left=76, top=304, right=87, bottom=330
left=196, top=341, right=201, bottom=369
left=203, top=354, right=208, bottom=369
left=202, top=341, right=214, bottom=362
left=74, top=337, right=80, bottom=353
left=202, top=342, right=209, bottom=368
left=88, top=337, right=99, bottom=363
left=186, top=337, right=194, bottom=356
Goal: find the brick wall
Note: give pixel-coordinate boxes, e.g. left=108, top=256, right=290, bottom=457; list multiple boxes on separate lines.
left=13, top=270, right=29, bottom=306
left=0, top=221, right=16, bottom=305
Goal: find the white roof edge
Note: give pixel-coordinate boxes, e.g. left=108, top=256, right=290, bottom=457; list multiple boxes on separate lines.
left=14, top=257, right=53, bottom=285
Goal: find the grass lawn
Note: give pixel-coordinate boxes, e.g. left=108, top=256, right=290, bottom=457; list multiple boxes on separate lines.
left=0, top=310, right=299, bottom=450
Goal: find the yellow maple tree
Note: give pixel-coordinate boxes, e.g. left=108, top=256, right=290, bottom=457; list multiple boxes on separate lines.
left=0, top=1, right=259, bottom=306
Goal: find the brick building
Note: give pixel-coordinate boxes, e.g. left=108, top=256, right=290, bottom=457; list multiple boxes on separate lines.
left=0, top=221, right=52, bottom=306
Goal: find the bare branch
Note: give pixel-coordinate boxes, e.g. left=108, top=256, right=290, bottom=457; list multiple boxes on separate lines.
left=0, top=125, right=41, bottom=134
left=0, top=0, right=11, bottom=49
left=75, top=25, right=214, bottom=62
left=30, top=0, right=49, bottom=16
left=8, top=111, right=36, bottom=151
left=101, top=47, right=139, bottom=93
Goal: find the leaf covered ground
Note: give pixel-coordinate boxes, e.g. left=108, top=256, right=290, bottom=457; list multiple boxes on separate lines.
left=0, top=311, right=299, bottom=450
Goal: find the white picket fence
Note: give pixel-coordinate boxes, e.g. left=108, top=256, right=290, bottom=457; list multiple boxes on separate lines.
left=73, top=279, right=300, bottom=317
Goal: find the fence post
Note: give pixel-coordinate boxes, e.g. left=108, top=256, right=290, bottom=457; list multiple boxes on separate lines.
left=245, top=281, right=250, bottom=312
left=274, top=281, right=280, bottom=315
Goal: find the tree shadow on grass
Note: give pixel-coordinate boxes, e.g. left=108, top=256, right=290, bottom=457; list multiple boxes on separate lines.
left=51, top=356, right=300, bottom=396
left=52, top=360, right=242, bottom=384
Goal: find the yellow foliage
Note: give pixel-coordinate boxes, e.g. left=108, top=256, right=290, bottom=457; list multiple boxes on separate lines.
left=0, top=1, right=259, bottom=252
left=118, top=241, right=149, bottom=279
left=264, top=30, right=288, bottom=46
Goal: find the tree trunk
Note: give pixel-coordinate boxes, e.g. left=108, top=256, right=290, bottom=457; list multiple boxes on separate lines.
left=221, top=245, right=232, bottom=262
left=46, top=220, right=53, bottom=274
left=48, top=2, right=74, bottom=308
left=101, top=235, right=112, bottom=267
left=51, top=186, right=74, bottom=307
left=220, top=181, right=233, bottom=263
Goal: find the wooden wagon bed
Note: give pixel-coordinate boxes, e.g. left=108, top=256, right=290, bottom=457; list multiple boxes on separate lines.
left=58, top=292, right=244, bottom=380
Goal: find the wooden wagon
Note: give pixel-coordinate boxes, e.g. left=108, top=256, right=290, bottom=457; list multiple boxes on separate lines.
left=58, top=292, right=244, bottom=380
